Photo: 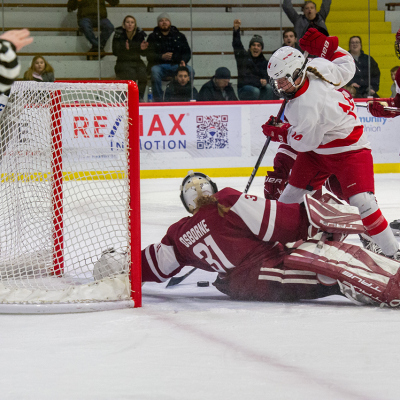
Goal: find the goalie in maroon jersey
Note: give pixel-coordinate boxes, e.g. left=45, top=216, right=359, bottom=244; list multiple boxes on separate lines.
left=141, top=171, right=400, bottom=307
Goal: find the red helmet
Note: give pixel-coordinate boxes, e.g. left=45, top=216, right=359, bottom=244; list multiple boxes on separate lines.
left=395, top=28, right=400, bottom=59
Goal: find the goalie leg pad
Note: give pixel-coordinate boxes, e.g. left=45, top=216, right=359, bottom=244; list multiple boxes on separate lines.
left=304, top=194, right=365, bottom=235
left=284, top=240, right=400, bottom=307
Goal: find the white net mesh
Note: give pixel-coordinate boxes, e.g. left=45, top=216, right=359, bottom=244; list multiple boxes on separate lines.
left=0, top=81, right=137, bottom=307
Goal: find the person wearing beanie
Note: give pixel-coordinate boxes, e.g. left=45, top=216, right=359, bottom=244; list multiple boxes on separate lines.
left=232, top=19, right=274, bottom=101
left=146, top=12, right=193, bottom=102
left=197, top=67, right=238, bottom=102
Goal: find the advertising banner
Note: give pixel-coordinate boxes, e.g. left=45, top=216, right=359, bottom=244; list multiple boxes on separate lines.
left=139, top=105, right=242, bottom=157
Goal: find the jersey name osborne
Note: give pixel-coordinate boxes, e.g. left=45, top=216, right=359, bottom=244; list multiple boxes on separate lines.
left=179, top=219, right=210, bottom=247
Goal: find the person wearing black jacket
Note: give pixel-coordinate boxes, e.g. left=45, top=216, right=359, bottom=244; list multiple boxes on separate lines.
left=112, top=15, right=148, bottom=101
left=197, top=67, right=238, bottom=102
left=347, top=36, right=380, bottom=98
left=164, top=66, right=198, bottom=102
left=232, top=19, right=273, bottom=101
left=67, top=0, right=119, bottom=55
left=146, top=13, right=193, bottom=102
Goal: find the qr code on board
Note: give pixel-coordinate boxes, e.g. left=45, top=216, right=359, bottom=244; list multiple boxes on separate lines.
left=196, top=115, right=228, bottom=149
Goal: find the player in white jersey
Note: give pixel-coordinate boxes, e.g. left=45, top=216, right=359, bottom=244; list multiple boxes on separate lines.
left=262, top=28, right=399, bottom=259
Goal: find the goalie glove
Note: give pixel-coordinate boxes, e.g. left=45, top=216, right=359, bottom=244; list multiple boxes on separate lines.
left=367, top=100, right=397, bottom=118
left=299, top=28, right=338, bottom=60
left=262, top=115, right=290, bottom=144
left=264, top=170, right=287, bottom=200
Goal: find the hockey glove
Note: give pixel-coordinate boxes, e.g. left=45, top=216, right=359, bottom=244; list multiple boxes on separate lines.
left=299, top=28, right=338, bottom=60
left=367, top=100, right=397, bottom=118
left=262, top=117, right=290, bottom=144
left=264, top=170, right=287, bottom=200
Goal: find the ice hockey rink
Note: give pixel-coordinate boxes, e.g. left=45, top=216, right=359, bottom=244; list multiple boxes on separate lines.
left=1, top=173, right=400, bottom=400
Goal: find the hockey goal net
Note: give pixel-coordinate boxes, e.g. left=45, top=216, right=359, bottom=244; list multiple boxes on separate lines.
left=0, top=80, right=141, bottom=313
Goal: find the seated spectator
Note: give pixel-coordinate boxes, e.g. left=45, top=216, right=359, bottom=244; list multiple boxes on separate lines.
left=112, top=15, right=148, bottom=101
left=232, top=19, right=273, bottom=101
left=342, top=84, right=357, bottom=98
left=23, top=56, right=55, bottom=82
left=282, top=28, right=303, bottom=52
left=283, top=0, right=331, bottom=40
left=347, top=36, right=380, bottom=98
left=67, top=0, right=118, bottom=59
left=390, top=66, right=399, bottom=97
left=147, top=13, right=193, bottom=102
left=164, top=66, right=198, bottom=102
left=197, top=67, right=238, bottom=102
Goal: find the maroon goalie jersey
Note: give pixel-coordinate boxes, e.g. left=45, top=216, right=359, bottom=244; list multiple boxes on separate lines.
left=142, top=188, right=341, bottom=302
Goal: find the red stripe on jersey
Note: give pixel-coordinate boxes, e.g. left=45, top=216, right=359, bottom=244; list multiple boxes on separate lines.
left=330, top=51, right=348, bottom=61
left=362, top=209, right=388, bottom=236
left=317, top=125, right=363, bottom=149
left=294, top=77, right=309, bottom=98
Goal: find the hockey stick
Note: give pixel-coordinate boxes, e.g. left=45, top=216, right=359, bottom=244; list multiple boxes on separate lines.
left=356, top=103, right=400, bottom=115
left=244, top=51, right=309, bottom=194
left=166, top=267, right=197, bottom=287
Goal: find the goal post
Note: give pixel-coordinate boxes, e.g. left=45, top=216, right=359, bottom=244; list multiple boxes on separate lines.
left=0, top=80, right=141, bottom=313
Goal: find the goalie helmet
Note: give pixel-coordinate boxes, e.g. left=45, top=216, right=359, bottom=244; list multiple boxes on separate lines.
left=395, top=28, right=400, bottom=59
left=267, top=46, right=307, bottom=99
left=180, top=170, right=218, bottom=213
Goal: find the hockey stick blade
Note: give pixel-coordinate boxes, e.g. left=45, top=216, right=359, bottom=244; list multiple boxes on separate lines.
left=166, top=267, right=197, bottom=287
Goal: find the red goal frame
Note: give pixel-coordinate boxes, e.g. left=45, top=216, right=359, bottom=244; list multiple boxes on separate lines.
left=51, top=81, right=141, bottom=307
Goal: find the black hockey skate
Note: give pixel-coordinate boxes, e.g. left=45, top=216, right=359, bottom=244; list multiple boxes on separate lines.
left=390, top=219, right=400, bottom=236
left=359, top=233, right=384, bottom=256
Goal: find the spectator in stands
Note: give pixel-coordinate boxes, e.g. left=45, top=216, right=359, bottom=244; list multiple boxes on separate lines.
left=23, top=56, right=55, bottom=82
left=390, top=66, right=399, bottom=97
left=197, top=67, right=238, bottom=102
left=67, top=0, right=118, bottom=59
left=347, top=36, right=380, bottom=98
left=232, top=19, right=273, bottom=100
left=282, top=28, right=302, bottom=51
left=112, top=15, right=148, bottom=102
left=283, top=0, right=331, bottom=40
left=147, top=13, right=193, bottom=102
left=163, top=66, right=198, bottom=102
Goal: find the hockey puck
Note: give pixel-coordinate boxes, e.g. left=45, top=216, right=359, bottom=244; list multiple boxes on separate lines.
left=197, top=281, right=209, bottom=287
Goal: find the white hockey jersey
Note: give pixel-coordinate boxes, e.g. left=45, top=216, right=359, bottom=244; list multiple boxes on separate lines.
left=285, top=47, right=371, bottom=155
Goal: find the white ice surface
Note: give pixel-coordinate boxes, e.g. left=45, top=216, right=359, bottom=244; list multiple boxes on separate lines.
left=1, top=174, right=400, bottom=400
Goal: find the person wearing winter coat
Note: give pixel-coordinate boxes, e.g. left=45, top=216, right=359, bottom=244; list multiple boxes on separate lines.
left=232, top=19, right=273, bottom=100
left=67, top=0, right=118, bottom=56
left=112, top=15, right=148, bottom=101
left=197, top=67, right=238, bottom=102
left=163, top=66, right=198, bottom=102
left=146, top=12, right=193, bottom=102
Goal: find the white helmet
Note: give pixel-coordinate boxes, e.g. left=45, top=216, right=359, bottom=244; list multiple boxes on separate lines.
left=180, top=171, right=218, bottom=213
left=267, top=46, right=307, bottom=99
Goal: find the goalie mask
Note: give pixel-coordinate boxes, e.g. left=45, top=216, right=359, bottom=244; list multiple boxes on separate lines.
left=180, top=171, right=218, bottom=213
left=267, top=46, right=307, bottom=99
left=395, top=28, right=400, bottom=59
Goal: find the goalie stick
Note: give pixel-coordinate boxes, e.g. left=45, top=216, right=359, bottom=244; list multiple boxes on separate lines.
left=356, top=103, right=400, bottom=116
left=166, top=266, right=197, bottom=287
left=244, top=51, right=309, bottom=194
